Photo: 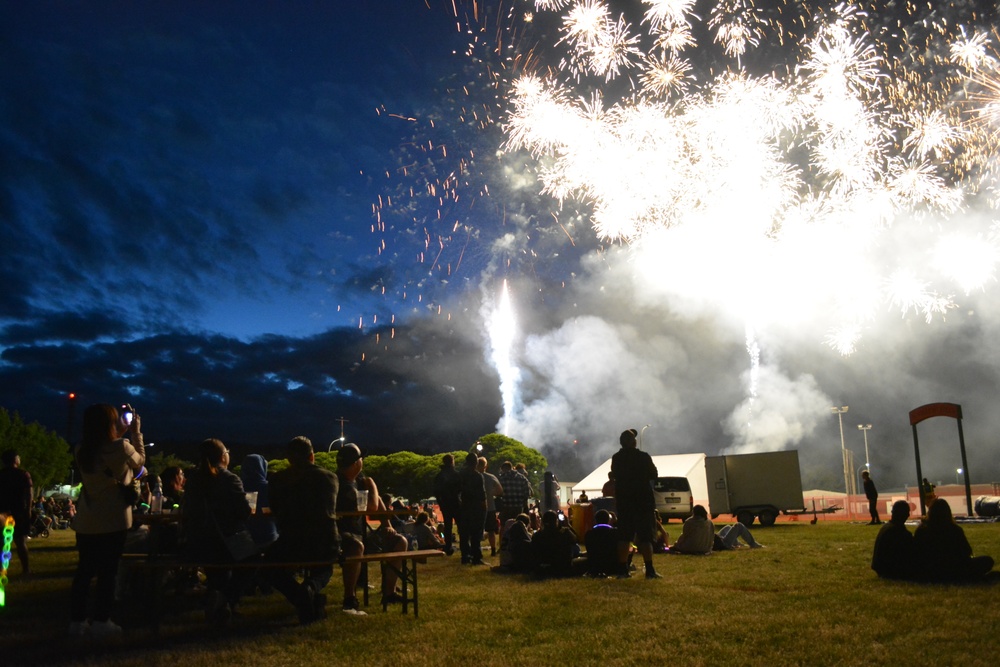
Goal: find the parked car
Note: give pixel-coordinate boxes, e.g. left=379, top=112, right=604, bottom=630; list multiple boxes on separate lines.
left=652, top=476, right=692, bottom=521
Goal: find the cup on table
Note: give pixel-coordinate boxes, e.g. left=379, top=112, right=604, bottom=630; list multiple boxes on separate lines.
left=356, top=489, right=369, bottom=511
left=246, top=491, right=258, bottom=513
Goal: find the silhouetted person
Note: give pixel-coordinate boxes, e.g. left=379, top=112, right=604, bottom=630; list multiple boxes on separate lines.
left=871, top=500, right=920, bottom=580
left=268, top=436, right=340, bottom=623
left=921, top=478, right=937, bottom=509
left=433, top=454, right=461, bottom=556
left=584, top=509, right=619, bottom=577
left=601, top=471, right=615, bottom=497
left=915, top=499, right=995, bottom=582
left=458, top=451, right=487, bottom=565
left=531, top=509, right=580, bottom=578
left=611, top=428, right=660, bottom=579
left=862, top=470, right=881, bottom=525
left=0, top=450, right=33, bottom=575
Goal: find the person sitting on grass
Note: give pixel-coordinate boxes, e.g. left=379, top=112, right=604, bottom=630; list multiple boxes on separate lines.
left=653, top=510, right=670, bottom=553
left=584, top=509, right=620, bottom=577
left=871, top=500, right=921, bottom=581
left=531, top=509, right=582, bottom=578
left=497, top=513, right=533, bottom=573
left=670, top=505, right=716, bottom=555
left=713, top=522, right=764, bottom=550
left=410, top=511, right=445, bottom=550
left=914, top=499, right=995, bottom=583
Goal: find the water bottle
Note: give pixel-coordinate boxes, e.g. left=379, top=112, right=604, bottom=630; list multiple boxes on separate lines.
left=151, top=487, right=163, bottom=514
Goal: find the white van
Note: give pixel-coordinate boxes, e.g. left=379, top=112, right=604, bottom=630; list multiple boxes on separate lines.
left=652, top=476, right=693, bottom=522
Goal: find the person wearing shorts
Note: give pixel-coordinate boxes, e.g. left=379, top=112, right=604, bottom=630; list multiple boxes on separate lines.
left=610, top=429, right=661, bottom=579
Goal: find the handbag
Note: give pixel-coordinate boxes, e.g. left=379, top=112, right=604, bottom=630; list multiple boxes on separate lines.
left=103, top=467, right=140, bottom=506
left=208, top=498, right=259, bottom=561
left=221, top=528, right=259, bottom=561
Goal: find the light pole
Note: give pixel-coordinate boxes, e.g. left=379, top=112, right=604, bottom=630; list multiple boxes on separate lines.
left=857, top=424, right=872, bottom=471
left=831, top=406, right=851, bottom=518
left=328, top=416, right=349, bottom=452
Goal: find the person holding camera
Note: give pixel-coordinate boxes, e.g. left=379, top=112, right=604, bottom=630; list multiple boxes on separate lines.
left=531, top=509, right=582, bottom=577
left=70, top=403, right=145, bottom=639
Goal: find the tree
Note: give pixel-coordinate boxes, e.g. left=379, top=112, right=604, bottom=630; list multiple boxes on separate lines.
left=145, top=451, right=194, bottom=478
left=474, top=433, right=548, bottom=491
left=262, top=435, right=548, bottom=505
left=0, top=407, right=74, bottom=496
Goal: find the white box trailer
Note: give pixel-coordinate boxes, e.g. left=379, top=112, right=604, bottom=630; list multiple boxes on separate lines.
left=706, top=450, right=806, bottom=526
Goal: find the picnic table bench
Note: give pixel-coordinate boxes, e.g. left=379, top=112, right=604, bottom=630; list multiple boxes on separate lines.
left=122, top=548, right=444, bottom=630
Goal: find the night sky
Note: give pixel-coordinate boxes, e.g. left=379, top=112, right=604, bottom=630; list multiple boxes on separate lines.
left=4, top=1, right=1000, bottom=489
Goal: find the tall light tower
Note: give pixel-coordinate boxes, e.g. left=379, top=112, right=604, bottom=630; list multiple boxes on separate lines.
left=831, top=406, right=851, bottom=517
left=857, top=424, right=872, bottom=471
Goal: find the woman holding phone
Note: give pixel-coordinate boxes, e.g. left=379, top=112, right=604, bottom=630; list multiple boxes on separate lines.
left=69, top=403, right=145, bottom=639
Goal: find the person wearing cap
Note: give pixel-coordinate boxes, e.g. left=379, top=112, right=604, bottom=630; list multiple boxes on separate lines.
left=336, top=443, right=409, bottom=611
left=611, top=428, right=661, bottom=579
left=267, top=436, right=340, bottom=623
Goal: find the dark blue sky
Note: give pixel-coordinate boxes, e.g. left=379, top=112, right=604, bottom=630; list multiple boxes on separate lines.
left=4, top=1, right=1000, bottom=489
left=0, top=0, right=527, bottom=456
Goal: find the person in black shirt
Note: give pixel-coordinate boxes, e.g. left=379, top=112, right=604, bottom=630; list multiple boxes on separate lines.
left=871, top=500, right=920, bottom=580
left=457, top=451, right=487, bottom=565
left=267, top=436, right=339, bottom=623
left=611, top=429, right=661, bottom=579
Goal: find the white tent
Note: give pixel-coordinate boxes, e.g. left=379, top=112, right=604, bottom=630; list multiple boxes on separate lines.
left=572, top=452, right=710, bottom=508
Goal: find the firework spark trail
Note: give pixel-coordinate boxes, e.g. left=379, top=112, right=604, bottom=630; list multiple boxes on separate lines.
left=488, top=279, right=520, bottom=434
left=505, top=0, right=1000, bottom=361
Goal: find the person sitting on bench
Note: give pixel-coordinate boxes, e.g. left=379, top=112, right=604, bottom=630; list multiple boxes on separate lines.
left=267, top=436, right=340, bottom=624
left=336, top=443, right=408, bottom=613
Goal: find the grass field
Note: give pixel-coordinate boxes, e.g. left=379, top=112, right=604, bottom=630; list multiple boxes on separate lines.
left=3, top=520, right=998, bottom=666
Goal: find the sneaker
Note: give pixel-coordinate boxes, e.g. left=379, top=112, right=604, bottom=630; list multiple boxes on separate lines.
left=68, top=621, right=89, bottom=638
left=616, top=571, right=631, bottom=579
left=89, top=620, right=123, bottom=640
left=342, top=597, right=368, bottom=617
left=645, top=571, right=663, bottom=579
left=750, top=543, right=765, bottom=549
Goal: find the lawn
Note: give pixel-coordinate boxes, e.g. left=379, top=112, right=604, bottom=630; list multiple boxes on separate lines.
left=4, top=520, right=999, bottom=666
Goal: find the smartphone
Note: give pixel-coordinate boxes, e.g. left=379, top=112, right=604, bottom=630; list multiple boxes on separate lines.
left=121, top=404, right=134, bottom=425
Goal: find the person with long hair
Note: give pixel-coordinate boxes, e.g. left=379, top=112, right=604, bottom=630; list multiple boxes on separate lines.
left=70, top=403, right=145, bottom=639
left=914, top=499, right=995, bottom=582
left=180, top=438, right=252, bottom=626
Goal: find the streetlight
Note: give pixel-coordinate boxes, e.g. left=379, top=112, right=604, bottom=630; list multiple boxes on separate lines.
left=831, top=406, right=851, bottom=518
left=329, top=416, right=349, bottom=451
left=857, top=424, right=872, bottom=470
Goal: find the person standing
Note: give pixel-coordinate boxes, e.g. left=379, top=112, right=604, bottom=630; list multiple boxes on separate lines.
left=457, top=451, right=487, bottom=565
left=497, top=461, right=531, bottom=526
left=862, top=470, right=881, bottom=525
left=611, top=428, right=661, bottom=579
left=433, top=454, right=461, bottom=556
left=477, top=457, right=503, bottom=557
left=70, top=404, right=145, bottom=639
left=0, top=450, right=33, bottom=575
